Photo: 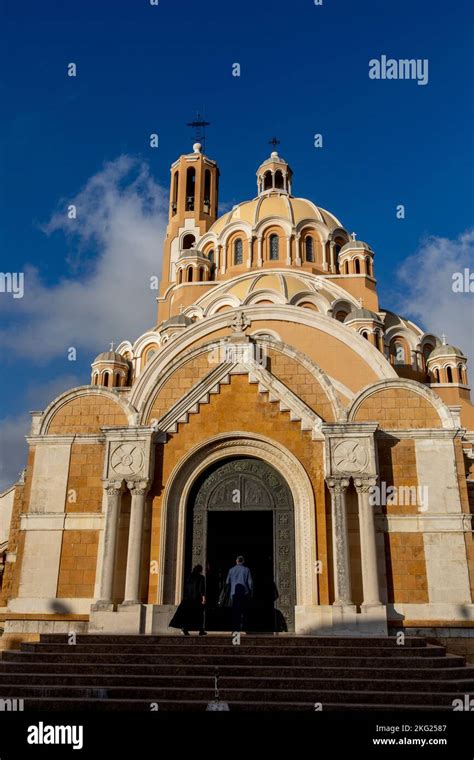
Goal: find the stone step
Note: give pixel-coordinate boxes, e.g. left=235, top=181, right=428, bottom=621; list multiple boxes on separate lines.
left=2, top=652, right=459, bottom=668
left=18, top=642, right=448, bottom=658
left=36, top=634, right=428, bottom=648
left=1, top=672, right=473, bottom=692
left=0, top=683, right=467, bottom=706
left=0, top=661, right=467, bottom=679
left=3, top=697, right=455, bottom=712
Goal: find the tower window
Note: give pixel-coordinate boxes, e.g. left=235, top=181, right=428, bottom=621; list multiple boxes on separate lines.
left=355, top=259, right=361, bottom=274
left=305, top=236, right=314, bottom=262
left=275, top=170, right=284, bottom=189
left=362, top=331, right=369, bottom=340
left=234, top=238, right=243, bottom=265
left=269, top=234, right=279, bottom=260
left=434, top=368, right=440, bottom=383
left=182, top=234, right=195, bottom=250
left=103, top=372, right=110, bottom=387
left=447, top=366, right=453, bottom=383
left=458, top=365, right=464, bottom=384
left=187, top=268, right=193, bottom=282
left=344, top=261, right=349, bottom=275
left=392, top=341, right=406, bottom=365
left=186, top=167, right=195, bottom=211
left=263, top=171, right=272, bottom=191
left=198, top=267, right=204, bottom=281
left=203, top=169, right=211, bottom=214
left=172, top=172, right=179, bottom=215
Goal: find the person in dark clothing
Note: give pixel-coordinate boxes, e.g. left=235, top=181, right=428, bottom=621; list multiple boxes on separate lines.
left=169, top=565, right=207, bottom=636
left=226, top=555, right=253, bottom=632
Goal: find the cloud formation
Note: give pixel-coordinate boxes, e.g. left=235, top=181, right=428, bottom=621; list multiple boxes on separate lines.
left=0, top=155, right=167, bottom=360
left=395, top=230, right=474, bottom=368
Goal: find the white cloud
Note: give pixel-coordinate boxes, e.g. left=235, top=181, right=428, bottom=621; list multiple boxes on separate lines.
left=0, top=155, right=168, bottom=360
left=395, top=230, right=474, bottom=368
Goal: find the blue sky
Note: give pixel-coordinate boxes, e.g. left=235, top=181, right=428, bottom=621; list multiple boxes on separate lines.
left=0, top=0, right=473, bottom=487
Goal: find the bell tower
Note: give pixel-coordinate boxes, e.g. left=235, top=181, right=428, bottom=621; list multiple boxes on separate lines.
left=160, top=141, right=220, bottom=295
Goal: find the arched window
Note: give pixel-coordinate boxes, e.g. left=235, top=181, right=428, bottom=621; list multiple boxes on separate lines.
left=115, top=373, right=121, bottom=387
left=365, top=257, right=370, bottom=275
left=187, top=268, right=193, bottom=282
left=92, top=373, right=98, bottom=386
left=355, top=259, right=361, bottom=274
left=198, top=267, right=204, bottom=282
left=269, top=234, right=279, bottom=260
left=203, top=170, right=211, bottom=214
left=447, top=366, right=453, bottom=383
left=186, top=167, right=195, bottom=210
left=103, top=372, right=110, bottom=387
left=182, top=234, right=195, bottom=250
left=458, top=365, right=464, bottom=384
left=362, top=331, right=369, bottom=340
left=344, top=261, right=349, bottom=275
left=234, top=238, right=243, bottom=265
left=263, top=171, right=272, bottom=190
left=335, top=310, right=349, bottom=322
left=274, top=170, right=284, bottom=189
left=172, top=172, right=179, bottom=215
left=305, top=236, right=314, bottom=262
left=178, top=269, right=183, bottom=284
left=434, top=368, right=440, bottom=383
left=208, top=249, right=214, bottom=265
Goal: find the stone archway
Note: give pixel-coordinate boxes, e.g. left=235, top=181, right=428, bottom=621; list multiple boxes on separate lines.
left=157, top=433, right=318, bottom=620
left=189, top=457, right=296, bottom=631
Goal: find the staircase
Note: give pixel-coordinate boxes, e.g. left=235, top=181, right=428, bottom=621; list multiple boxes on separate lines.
left=0, top=634, right=473, bottom=711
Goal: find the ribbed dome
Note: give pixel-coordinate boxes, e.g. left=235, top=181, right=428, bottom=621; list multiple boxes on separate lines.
left=209, top=195, right=342, bottom=236
left=344, top=308, right=380, bottom=322
left=428, top=344, right=465, bottom=360
left=340, top=240, right=373, bottom=254
left=93, top=351, right=128, bottom=363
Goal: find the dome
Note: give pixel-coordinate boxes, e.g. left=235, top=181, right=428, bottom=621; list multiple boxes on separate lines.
left=344, top=307, right=380, bottom=323
left=340, top=240, right=373, bottom=254
left=208, top=195, right=343, bottom=236
left=92, top=351, right=128, bottom=364
left=428, top=344, right=465, bottom=360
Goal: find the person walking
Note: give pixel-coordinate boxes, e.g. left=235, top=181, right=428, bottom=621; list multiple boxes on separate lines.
left=169, top=564, right=207, bottom=636
left=226, top=555, right=253, bottom=632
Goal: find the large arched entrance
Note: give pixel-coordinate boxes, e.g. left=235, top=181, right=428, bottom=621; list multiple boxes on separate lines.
left=185, top=457, right=296, bottom=631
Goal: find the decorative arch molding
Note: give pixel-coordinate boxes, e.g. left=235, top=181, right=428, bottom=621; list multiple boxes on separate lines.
left=243, top=288, right=286, bottom=306
left=254, top=216, right=293, bottom=238
left=206, top=294, right=241, bottom=316
left=131, top=304, right=397, bottom=412
left=295, top=219, right=330, bottom=243
left=328, top=227, right=350, bottom=243
left=219, top=220, right=253, bottom=246
left=385, top=325, right=420, bottom=350
left=289, top=291, right=331, bottom=313
left=157, top=432, right=318, bottom=608
left=40, top=386, right=138, bottom=434
left=347, top=378, right=457, bottom=429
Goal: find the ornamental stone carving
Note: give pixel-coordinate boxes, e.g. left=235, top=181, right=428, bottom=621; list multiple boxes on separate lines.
left=111, top=443, right=145, bottom=477
left=332, top=439, right=369, bottom=474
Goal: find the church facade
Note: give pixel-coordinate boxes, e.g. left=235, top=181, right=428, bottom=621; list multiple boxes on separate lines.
left=1, top=143, right=473, bottom=640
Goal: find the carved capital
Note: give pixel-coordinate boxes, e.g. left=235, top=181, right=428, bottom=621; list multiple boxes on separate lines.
left=126, top=479, right=150, bottom=496
left=326, top=477, right=350, bottom=494
left=103, top=480, right=124, bottom=497
left=354, top=476, right=378, bottom=494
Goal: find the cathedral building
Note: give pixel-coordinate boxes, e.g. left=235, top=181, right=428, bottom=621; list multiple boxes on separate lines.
left=1, top=142, right=473, bottom=641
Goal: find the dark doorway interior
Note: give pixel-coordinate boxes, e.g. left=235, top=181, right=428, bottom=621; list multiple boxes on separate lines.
left=205, top=511, right=275, bottom=632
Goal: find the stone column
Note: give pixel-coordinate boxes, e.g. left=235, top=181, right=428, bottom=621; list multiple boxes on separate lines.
left=354, top=476, right=381, bottom=607
left=122, top=480, right=150, bottom=605
left=295, top=234, right=302, bottom=266
left=329, top=241, right=336, bottom=272
left=246, top=236, right=253, bottom=268
left=285, top=235, right=291, bottom=265
left=326, top=477, right=352, bottom=605
left=257, top=237, right=263, bottom=267
left=93, top=480, right=124, bottom=609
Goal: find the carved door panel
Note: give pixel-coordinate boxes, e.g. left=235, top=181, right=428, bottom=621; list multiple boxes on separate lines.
left=191, top=458, right=295, bottom=631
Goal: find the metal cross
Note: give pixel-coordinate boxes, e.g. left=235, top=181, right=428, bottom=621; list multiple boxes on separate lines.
left=268, top=136, right=280, bottom=149
left=186, top=112, right=210, bottom=149
left=109, top=341, right=115, bottom=351
left=351, top=232, right=357, bottom=241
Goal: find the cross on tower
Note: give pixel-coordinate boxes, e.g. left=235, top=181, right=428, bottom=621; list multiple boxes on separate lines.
left=186, top=112, right=211, bottom=150
left=351, top=232, right=357, bottom=241
left=441, top=334, right=448, bottom=345
left=268, top=136, right=280, bottom=150
left=109, top=341, right=115, bottom=351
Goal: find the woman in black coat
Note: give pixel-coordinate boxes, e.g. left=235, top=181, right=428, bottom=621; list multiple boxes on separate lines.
left=169, top=565, right=207, bottom=636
